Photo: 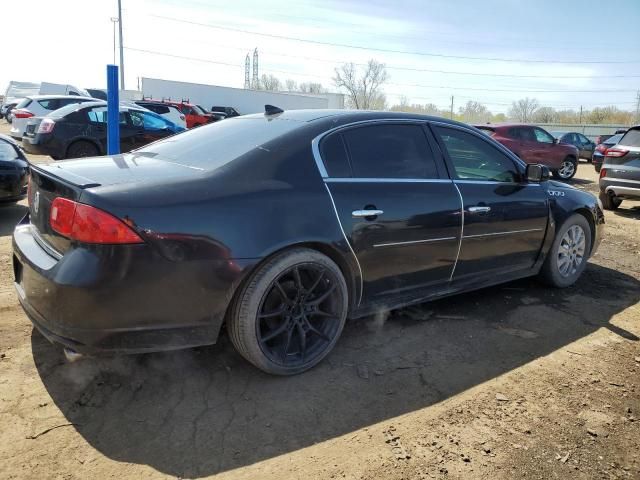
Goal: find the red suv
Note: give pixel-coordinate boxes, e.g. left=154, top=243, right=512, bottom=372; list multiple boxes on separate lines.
left=161, top=100, right=216, bottom=129
left=475, top=124, right=579, bottom=180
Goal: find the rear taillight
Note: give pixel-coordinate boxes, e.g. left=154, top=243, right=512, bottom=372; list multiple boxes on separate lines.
left=605, top=148, right=629, bottom=158
left=600, top=168, right=607, bottom=179
left=13, top=109, right=34, bottom=119
left=50, top=197, right=143, bottom=244
left=37, top=119, right=55, bottom=134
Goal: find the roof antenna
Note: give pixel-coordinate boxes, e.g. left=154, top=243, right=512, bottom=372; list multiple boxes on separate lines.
left=265, top=104, right=284, bottom=115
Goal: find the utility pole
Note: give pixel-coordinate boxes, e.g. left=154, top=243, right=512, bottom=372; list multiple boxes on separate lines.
left=579, top=105, right=583, bottom=124
left=110, top=17, right=118, bottom=65
left=244, top=54, right=251, bottom=89
left=450, top=96, right=454, bottom=120
left=252, top=48, right=259, bottom=89
left=635, top=90, right=640, bottom=123
left=117, top=0, right=125, bottom=90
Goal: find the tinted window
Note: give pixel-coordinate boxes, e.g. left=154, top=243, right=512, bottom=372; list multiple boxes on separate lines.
left=87, top=107, right=127, bottom=124
left=320, top=133, right=351, bottom=177
left=434, top=126, right=519, bottom=182
left=534, top=128, right=554, bottom=144
left=136, top=117, right=300, bottom=169
left=342, top=124, right=437, bottom=179
left=619, top=128, right=640, bottom=147
left=604, top=134, right=623, bottom=146
left=0, top=141, right=19, bottom=161
left=141, top=104, right=170, bottom=115
left=129, top=110, right=172, bottom=130
left=37, top=99, right=60, bottom=110
left=507, top=127, right=522, bottom=140
left=577, top=134, right=590, bottom=144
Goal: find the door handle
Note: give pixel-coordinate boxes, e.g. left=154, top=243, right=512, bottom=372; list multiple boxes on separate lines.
left=468, top=206, right=491, bottom=213
left=352, top=209, right=383, bottom=218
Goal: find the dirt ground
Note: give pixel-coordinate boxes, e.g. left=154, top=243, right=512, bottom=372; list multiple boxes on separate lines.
left=0, top=120, right=638, bottom=480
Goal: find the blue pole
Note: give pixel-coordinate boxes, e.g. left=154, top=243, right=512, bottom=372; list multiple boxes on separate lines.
left=107, top=64, right=120, bottom=155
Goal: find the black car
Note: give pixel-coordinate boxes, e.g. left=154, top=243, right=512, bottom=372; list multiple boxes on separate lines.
left=0, top=134, right=29, bottom=204
left=592, top=133, right=623, bottom=173
left=599, top=125, right=640, bottom=210
left=211, top=106, right=240, bottom=117
left=13, top=109, right=604, bottom=375
left=21, top=101, right=185, bottom=160
left=551, top=131, right=595, bottom=161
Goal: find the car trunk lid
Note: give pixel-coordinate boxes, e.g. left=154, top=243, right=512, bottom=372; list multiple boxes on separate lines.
left=29, top=154, right=205, bottom=255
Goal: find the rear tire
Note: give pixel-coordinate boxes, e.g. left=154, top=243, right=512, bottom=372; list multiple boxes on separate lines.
left=539, top=214, right=591, bottom=288
left=66, top=141, right=99, bottom=159
left=599, top=190, right=622, bottom=210
left=552, top=157, right=578, bottom=180
left=228, top=248, right=348, bottom=375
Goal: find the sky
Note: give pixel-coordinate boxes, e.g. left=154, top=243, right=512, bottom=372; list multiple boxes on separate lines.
left=3, top=0, right=640, bottom=114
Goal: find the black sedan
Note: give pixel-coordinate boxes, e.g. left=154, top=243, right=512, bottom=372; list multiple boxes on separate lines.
left=551, top=131, right=595, bottom=161
left=13, top=109, right=604, bottom=375
left=21, top=101, right=185, bottom=160
left=0, top=134, right=29, bottom=204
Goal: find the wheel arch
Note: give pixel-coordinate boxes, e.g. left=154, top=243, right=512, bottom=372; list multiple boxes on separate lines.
left=65, top=137, right=103, bottom=158
left=574, top=207, right=597, bottom=255
left=223, top=240, right=359, bottom=332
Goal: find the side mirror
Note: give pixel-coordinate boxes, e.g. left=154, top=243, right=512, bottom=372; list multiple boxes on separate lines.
left=526, top=164, right=550, bottom=183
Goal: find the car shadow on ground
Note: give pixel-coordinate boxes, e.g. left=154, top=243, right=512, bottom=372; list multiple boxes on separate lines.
left=611, top=205, right=640, bottom=220
left=32, top=263, right=639, bottom=478
left=0, top=203, right=27, bottom=237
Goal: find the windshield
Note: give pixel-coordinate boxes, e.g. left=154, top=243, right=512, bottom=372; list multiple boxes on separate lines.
left=193, top=105, right=207, bottom=114
left=604, top=134, right=623, bottom=145
left=135, top=116, right=302, bottom=169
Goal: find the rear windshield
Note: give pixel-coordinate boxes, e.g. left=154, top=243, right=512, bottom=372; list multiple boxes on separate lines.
left=605, top=134, right=623, bottom=145
left=135, top=117, right=302, bottom=169
left=16, top=98, right=32, bottom=109
left=0, top=141, right=19, bottom=160
left=619, top=128, right=640, bottom=147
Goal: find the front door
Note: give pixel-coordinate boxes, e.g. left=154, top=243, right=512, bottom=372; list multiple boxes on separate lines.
left=319, top=122, right=462, bottom=303
left=431, top=123, right=549, bottom=281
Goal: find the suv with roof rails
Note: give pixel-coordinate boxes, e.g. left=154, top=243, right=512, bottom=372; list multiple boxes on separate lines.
left=599, top=125, right=640, bottom=210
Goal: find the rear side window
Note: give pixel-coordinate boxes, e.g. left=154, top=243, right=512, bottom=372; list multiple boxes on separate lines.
left=320, top=134, right=351, bottom=177
left=434, top=126, right=519, bottom=183
left=341, top=124, right=438, bottom=179
left=16, top=98, right=32, bottom=109
left=620, top=128, right=640, bottom=147
left=38, top=99, right=60, bottom=110
left=87, top=107, right=127, bottom=124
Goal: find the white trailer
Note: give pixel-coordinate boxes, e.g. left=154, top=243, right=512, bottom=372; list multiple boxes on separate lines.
left=141, top=78, right=343, bottom=115
left=2, top=81, right=90, bottom=105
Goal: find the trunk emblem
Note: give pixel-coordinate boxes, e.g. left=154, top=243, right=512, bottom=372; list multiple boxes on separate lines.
left=33, top=191, right=40, bottom=215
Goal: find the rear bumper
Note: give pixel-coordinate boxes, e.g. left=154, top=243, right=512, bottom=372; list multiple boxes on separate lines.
left=600, top=177, right=640, bottom=200
left=12, top=219, right=252, bottom=355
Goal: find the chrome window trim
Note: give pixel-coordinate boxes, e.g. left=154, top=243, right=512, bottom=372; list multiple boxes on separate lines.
left=374, top=237, right=457, bottom=248
left=454, top=179, right=540, bottom=187
left=462, top=228, right=544, bottom=239
left=323, top=182, right=364, bottom=306
left=324, top=178, right=452, bottom=184
left=311, top=118, right=429, bottom=180
left=449, top=182, right=464, bottom=282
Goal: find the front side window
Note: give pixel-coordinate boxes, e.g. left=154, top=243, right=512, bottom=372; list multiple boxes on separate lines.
left=534, top=128, right=555, bottom=144
left=129, top=111, right=172, bottom=130
left=434, top=126, right=519, bottom=183
left=341, top=124, right=438, bottom=179
left=577, top=134, right=590, bottom=144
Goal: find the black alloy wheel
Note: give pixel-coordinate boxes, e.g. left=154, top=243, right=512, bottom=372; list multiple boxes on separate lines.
left=228, top=248, right=348, bottom=375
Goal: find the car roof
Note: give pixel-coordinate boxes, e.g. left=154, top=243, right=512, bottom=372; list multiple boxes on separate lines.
left=239, top=109, right=470, bottom=125
left=0, top=133, right=19, bottom=147
left=25, top=94, right=94, bottom=100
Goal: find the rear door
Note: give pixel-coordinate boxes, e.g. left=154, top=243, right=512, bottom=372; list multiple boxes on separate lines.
left=431, top=123, right=548, bottom=282
left=319, top=121, right=462, bottom=303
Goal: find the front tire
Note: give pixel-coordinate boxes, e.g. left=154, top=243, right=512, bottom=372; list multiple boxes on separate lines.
left=228, top=248, right=348, bottom=375
left=539, top=214, right=591, bottom=288
left=553, top=157, right=578, bottom=180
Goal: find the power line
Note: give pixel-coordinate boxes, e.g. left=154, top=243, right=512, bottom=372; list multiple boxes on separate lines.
left=150, top=14, right=640, bottom=65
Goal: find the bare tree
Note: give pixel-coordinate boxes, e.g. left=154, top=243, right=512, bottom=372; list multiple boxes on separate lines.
left=298, top=82, right=326, bottom=94
left=333, top=59, right=388, bottom=109
left=259, top=74, right=282, bottom=91
left=508, top=97, right=540, bottom=122
left=458, top=101, right=491, bottom=123
left=285, top=79, right=297, bottom=92
left=532, top=106, right=556, bottom=123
